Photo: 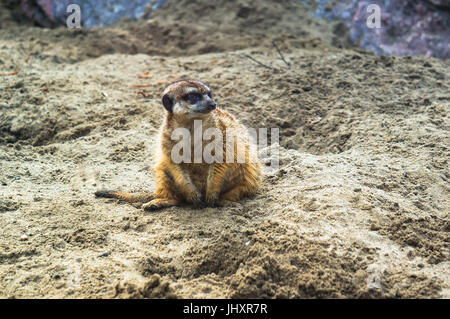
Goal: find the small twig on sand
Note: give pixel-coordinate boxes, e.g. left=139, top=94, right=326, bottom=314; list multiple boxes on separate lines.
left=0, top=71, right=18, bottom=76
left=241, top=54, right=274, bottom=69
left=137, top=90, right=148, bottom=98
left=272, top=40, right=291, bottom=69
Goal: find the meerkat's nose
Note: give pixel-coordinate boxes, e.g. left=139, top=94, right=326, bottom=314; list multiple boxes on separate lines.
left=208, top=101, right=216, bottom=110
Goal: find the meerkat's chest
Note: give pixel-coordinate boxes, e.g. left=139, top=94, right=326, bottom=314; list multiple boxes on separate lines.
left=182, top=162, right=210, bottom=193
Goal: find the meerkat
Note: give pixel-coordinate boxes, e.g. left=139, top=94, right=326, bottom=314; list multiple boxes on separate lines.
left=95, top=79, right=261, bottom=211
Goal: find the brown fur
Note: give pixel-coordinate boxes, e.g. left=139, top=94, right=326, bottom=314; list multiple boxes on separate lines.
left=95, top=80, right=261, bottom=211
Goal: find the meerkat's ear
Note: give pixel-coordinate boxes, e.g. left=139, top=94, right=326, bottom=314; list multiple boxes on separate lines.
left=162, top=94, right=174, bottom=113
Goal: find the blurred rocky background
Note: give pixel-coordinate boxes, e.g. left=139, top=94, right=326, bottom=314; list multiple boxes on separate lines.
left=314, top=0, right=449, bottom=59
left=4, top=0, right=450, bottom=58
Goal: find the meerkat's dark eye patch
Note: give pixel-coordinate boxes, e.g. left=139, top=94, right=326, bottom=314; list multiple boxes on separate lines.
left=162, top=94, right=174, bottom=112
left=207, top=91, right=212, bottom=98
left=183, top=92, right=202, bottom=104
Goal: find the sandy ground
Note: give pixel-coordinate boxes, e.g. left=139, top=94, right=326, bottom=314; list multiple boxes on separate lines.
left=0, top=0, right=449, bottom=298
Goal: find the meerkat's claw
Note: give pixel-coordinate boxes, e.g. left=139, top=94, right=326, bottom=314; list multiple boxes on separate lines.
left=205, top=199, right=218, bottom=208
left=192, top=194, right=203, bottom=204
left=142, top=202, right=160, bottom=211
left=205, top=201, right=216, bottom=208
left=205, top=193, right=219, bottom=207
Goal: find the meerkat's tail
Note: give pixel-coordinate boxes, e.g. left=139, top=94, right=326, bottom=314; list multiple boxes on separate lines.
left=94, top=190, right=154, bottom=203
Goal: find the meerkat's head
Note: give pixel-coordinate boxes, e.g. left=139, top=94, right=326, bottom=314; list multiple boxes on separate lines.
left=161, top=79, right=216, bottom=119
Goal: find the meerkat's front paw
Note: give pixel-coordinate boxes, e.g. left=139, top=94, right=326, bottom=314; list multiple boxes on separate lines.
left=205, top=193, right=219, bottom=207
left=187, top=192, right=203, bottom=208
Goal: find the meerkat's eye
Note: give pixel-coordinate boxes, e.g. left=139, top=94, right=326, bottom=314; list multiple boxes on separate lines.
left=183, top=92, right=202, bottom=104
left=207, top=92, right=212, bottom=98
